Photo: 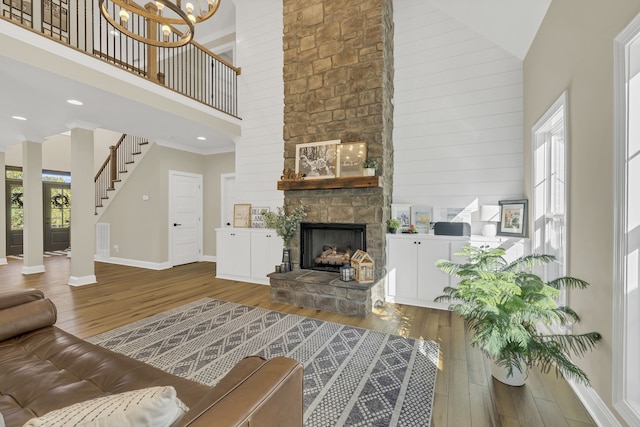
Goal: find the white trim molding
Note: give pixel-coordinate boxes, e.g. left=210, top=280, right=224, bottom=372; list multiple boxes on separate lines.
left=612, top=10, right=640, bottom=427
left=94, top=255, right=172, bottom=271
left=21, top=265, right=45, bottom=275
left=68, top=275, right=97, bottom=287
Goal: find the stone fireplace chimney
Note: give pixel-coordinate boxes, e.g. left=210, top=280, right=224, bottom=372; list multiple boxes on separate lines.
left=282, top=0, right=394, bottom=278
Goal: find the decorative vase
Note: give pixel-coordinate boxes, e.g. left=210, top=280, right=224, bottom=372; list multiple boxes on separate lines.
left=490, top=359, right=527, bottom=386
left=281, top=248, right=291, bottom=273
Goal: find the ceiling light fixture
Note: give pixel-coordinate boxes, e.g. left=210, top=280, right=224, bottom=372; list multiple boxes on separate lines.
left=197, top=136, right=206, bottom=141
left=11, top=115, right=27, bottom=121
left=98, top=0, right=221, bottom=48
left=67, top=99, right=83, bottom=105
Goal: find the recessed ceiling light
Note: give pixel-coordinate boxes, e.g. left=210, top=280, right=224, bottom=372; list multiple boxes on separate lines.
left=197, top=136, right=206, bottom=141
left=67, top=99, right=83, bottom=105
left=11, top=115, right=27, bottom=121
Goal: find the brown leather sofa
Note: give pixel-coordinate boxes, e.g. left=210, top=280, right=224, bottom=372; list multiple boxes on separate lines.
left=0, top=289, right=303, bottom=427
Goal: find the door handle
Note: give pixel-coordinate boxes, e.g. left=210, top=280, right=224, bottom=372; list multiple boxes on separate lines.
left=174, top=223, right=182, bottom=227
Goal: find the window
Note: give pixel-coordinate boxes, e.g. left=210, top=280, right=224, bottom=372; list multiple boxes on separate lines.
left=531, top=91, right=568, bottom=292
left=613, top=14, right=640, bottom=425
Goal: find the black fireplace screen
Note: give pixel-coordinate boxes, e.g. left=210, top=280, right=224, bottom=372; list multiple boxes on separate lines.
left=299, top=222, right=366, bottom=272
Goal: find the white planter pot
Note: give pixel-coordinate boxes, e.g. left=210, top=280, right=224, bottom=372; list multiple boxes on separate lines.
left=490, top=359, right=528, bottom=386
left=363, top=168, right=375, bottom=176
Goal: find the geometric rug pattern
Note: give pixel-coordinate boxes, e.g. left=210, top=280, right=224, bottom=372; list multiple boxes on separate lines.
left=87, top=298, right=439, bottom=426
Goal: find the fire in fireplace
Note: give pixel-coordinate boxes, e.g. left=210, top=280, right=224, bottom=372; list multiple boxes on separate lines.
left=299, top=222, right=366, bottom=272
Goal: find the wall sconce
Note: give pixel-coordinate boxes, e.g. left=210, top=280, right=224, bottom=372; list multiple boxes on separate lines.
left=479, top=205, right=500, bottom=237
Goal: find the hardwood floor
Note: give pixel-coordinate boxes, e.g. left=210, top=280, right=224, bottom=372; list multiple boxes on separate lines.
left=0, top=256, right=596, bottom=427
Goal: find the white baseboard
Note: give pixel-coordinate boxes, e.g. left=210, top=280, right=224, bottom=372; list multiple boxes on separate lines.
left=68, top=275, right=97, bottom=286
left=22, top=264, right=45, bottom=275
left=94, top=255, right=171, bottom=270
left=0, top=257, right=7, bottom=265
left=201, top=255, right=216, bottom=262
left=569, top=378, right=623, bottom=427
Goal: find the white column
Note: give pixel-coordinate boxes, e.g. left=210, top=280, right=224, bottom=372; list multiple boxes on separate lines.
left=0, top=150, right=6, bottom=265
left=69, top=127, right=96, bottom=286
left=22, top=141, right=44, bottom=274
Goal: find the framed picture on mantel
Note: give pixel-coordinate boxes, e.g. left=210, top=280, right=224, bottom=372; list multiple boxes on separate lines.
left=295, top=140, right=339, bottom=179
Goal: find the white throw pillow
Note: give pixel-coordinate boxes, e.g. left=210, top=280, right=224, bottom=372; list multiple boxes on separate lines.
left=22, top=386, right=188, bottom=427
left=0, top=411, right=5, bottom=427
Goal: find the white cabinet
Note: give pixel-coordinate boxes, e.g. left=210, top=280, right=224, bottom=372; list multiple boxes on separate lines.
left=386, top=234, right=465, bottom=310
left=215, top=228, right=283, bottom=285
left=250, top=230, right=283, bottom=282
left=216, top=229, right=251, bottom=279
left=386, top=234, right=529, bottom=310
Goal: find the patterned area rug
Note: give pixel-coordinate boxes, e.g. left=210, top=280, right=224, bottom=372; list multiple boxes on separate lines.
left=88, top=298, right=439, bottom=426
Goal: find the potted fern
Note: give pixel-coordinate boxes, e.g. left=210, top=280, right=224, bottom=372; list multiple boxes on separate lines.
left=435, top=246, right=602, bottom=386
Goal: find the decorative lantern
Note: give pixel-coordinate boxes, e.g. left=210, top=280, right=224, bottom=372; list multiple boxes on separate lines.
left=340, top=263, right=354, bottom=282
left=350, top=250, right=375, bottom=284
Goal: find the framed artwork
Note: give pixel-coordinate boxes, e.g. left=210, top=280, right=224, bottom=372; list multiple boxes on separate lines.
left=411, top=206, right=433, bottom=233
left=498, top=199, right=528, bottom=237
left=251, top=206, right=269, bottom=228
left=391, top=204, right=412, bottom=230
left=337, top=141, right=367, bottom=177
left=295, top=140, right=339, bottom=179
left=233, top=204, right=251, bottom=228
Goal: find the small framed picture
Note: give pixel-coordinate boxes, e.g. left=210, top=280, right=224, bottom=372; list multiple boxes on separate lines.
left=251, top=206, right=269, bottom=228
left=498, top=199, right=528, bottom=237
left=391, top=204, right=412, bottom=230
left=233, top=204, right=251, bottom=228
left=411, top=206, right=433, bottom=233
left=336, top=141, right=367, bottom=177
left=295, top=140, right=340, bottom=179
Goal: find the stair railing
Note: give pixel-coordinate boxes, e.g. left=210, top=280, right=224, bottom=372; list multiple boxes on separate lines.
left=94, top=134, right=148, bottom=213
left=0, top=0, right=240, bottom=117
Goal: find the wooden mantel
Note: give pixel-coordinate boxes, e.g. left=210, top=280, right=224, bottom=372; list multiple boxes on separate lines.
left=277, top=176, right=383, bottom=191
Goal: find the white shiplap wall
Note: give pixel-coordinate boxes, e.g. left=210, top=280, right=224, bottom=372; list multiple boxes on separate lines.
left=234, top=0, right=284, bottom=209
left=393, top=0, right=524, bottom=222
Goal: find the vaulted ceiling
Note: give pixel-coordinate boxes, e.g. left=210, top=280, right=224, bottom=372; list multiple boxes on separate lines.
left=0, top=0, right=551, bottom=155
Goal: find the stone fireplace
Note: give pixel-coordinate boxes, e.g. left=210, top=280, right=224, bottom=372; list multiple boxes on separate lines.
left=270, top=0, right=394, bottom=317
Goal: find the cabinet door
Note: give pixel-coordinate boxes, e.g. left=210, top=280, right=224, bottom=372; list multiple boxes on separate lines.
left=387, top=237, right=418, bottom=299
left=250, top=231, right=283, bottom=281
left=216, top=231, right=251, bottom=278
left=417, top=239, right=451, bottom=302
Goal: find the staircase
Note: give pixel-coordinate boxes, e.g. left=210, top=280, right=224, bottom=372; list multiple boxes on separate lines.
left=94, top=134, right=150, bottom=218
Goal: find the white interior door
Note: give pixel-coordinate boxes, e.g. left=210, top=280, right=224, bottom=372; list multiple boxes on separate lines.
left=221, top=173, right=236, bottom=227
left=169, top=171, right=202, bottom=266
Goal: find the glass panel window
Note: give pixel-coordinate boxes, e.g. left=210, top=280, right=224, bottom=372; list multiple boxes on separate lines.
left=49, top=187, right=71, bottom=229
left=9, top=185, right=24, bottom=231
left=532, top=92, right=568, bottom=297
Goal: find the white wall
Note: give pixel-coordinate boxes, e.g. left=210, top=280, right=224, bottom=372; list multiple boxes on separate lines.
left=233, top=0, right=284, bottom=210
left=393, top=0, right=524, bottom=225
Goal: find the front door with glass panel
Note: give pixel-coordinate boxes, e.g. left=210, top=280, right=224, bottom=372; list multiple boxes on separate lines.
left=44, top=182, right=70, bottom=252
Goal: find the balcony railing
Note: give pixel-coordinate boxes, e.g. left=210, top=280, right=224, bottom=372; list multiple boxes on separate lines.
left=1, top=0, right=239, bottom=117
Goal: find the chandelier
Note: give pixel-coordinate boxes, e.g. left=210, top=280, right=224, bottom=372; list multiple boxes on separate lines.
left=99, top=0, right=221, bottom=48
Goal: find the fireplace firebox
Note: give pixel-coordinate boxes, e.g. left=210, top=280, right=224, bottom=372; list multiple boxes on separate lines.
left=299, top=223, right=366, bottom=272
